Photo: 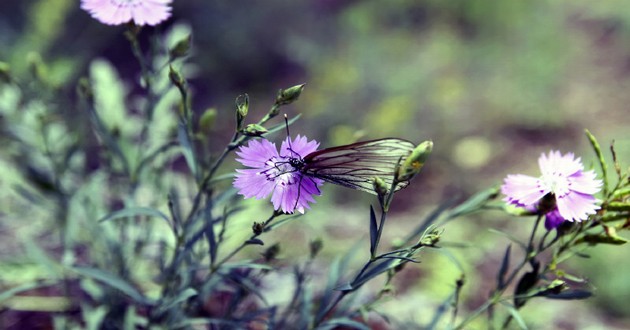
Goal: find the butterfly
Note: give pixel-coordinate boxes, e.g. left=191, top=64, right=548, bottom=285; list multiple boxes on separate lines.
left=284, top=137, right=417, bottom=195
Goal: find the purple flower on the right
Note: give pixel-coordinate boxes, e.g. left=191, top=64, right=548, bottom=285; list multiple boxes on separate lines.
left=501, top=151, right=602, bottom=230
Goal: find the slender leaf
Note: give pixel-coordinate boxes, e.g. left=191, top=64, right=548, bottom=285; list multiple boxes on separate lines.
left=497, top=245, right=511, bottom=290
left=369, top=205, right=378, bottom=256
left=73, top=267, right=150, bottom=304
left=245, top=238, right=264, bottom=245
left=0, top=279, right=58, bottom=303
left=488, top=229, right=527, bottom=250
left=543, top=290, right=593, bottom=300
left=320, top=318, right=370, bottom=330
left=585, top=129, right=608, bottom=195
left=177, top=121, right=198, bottom=179
left=98, top=207, right=170, bottom=225
left=157, top=288, right=197, bottom=314
left=502, top=303, right=528, bottom=330
left=348, top=259, right=398, bottom=291
left=448, top=187, right=499, bottom=219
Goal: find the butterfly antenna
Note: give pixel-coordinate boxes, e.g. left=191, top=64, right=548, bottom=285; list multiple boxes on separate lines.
left=284, top=114, right=299, bottom=157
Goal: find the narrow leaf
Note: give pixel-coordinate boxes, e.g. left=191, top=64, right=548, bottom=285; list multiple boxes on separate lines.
left=245, top=238, right=264, bottom=245
left=73, top=267, right=150, bottom=304
left=503, top=303, right=528, bottom=330
left=177, top=121, right=198, bottom=179
left=543, top=290, right=593, bottom=300
left=98, top=207, right=170, bottom=225
left=369, top=205, right=378, bottom=256
left=448, top=187, right=500, bottom=219
left=497, top=245, right=511, bottom=290
left=585, top=129, right=608, bottom=195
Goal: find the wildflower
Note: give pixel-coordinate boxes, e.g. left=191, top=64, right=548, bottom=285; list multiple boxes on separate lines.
left=81, top=0, right=173, bottom=26
left=501, top=151, right=602, bottom=229
left=233, top=136, right=324, bottom=214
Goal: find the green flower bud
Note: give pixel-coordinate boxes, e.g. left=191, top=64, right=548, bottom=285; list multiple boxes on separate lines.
left=372, top=176, right=389, bottom=198
left=0, top=61, right=11, bottom=84
left=309, top=238, right=323, bottom=259
left=168, top=65, right=185, bottom=89
left=242, top=123, right=268, bottom=137
left=198, top=108, right=217, bottom=134
left=76, top=77, right=93, bottom=101
left=397, top=140, right=433, bottom=181
left=169, top=34, right=192, bottom=60
left=275, top=83, right=305, bottom=106
left=235, top=94, right=249, bottom=130
left=27, top=52, right=47, bottom=84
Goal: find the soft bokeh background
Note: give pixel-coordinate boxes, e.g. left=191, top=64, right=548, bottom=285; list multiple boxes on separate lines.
left=1, top=0, right=629, bottom=328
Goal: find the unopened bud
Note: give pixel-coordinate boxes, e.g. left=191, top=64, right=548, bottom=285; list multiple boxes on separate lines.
left=168, top=65, right=185, bottom=88
left=252, top=222, right=264, bottom=235
left=309, top=238, right=323, bottom=259
left=0, top=61, right=11, bottom=84
left=397, top=140, right=433, bottom=181
left=372, top=176, right=389, bottom=198
left=169, top=34, right=192, bottom=60
left=27, top=52, right=47, bottom=84
left=242, top=123, right=268, bottom=137
left=235, top=94, right=249, bottom=130
left=275, top=83, right=305, bottom=106
left=199, top=108, right=217, bottom=134
left=76, top=77, right=93, bottom=101
left=262, top=243, right=280, bottom=262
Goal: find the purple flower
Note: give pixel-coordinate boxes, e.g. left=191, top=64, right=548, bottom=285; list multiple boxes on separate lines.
left=233, top=135, right=324, bottom=214
left=501, top=150, right=602, bottom=230
left=81, top=0, right=173, bottom=26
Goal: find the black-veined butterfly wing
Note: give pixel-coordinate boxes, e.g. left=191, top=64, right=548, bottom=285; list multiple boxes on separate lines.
left=301, top=138, right=416, bottom=194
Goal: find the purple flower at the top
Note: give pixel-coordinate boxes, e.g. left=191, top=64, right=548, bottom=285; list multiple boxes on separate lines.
left=81, top=0, right=173, bottom=26
left=233, top=135, right=324, bottom=214
left=501, top=150, right=602, bottom=230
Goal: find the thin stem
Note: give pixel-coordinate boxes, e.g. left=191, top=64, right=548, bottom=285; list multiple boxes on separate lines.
left=209, top=211, right=279, bottom=273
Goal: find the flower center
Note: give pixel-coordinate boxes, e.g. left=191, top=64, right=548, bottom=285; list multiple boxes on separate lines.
left=542, top=171, right=570, bottom=197
left=260, top=156, right=300, bottom=186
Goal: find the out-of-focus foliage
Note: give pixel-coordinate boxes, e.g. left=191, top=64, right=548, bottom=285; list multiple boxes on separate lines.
left=1, top=0, right=629, bottom=329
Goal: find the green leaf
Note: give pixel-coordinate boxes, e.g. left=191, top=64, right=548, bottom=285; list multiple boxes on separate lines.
left=73, top=267, right=150, bottom=304
left=157, top=288, right=197, bottom=315
left=502, top=303, right=528, bottom=330
left=369, top=205, right=378, bottom=257
left=488, top=229, right=527, bottom=250
left=497, top=245, right=511, bottom=290
left=585, top=129, right=608, bottom=195
left=0, top=279, right=58, bottom=303
left=98, top=207, right=171, bottom=225
left=177, top=121, right=198, bottom=179
left=448, top=187, right=500, bottom=219
left=543, top=290, right=592, bottom=300
left=576, top=234, right=628, bottom=246
left=320, top=318, right=370, bottom=330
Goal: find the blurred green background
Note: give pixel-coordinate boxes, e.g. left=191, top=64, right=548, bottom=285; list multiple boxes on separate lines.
left=1, top=0, right=629, bottom=328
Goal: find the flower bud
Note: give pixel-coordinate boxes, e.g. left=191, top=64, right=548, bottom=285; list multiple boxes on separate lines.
left=198, top=108, right=217, bottom=134
left=235, top=94, right=249, bottom=130
left=309, top=238, right=323, bottom=259
left=76, top=77, right=93, bottom=101
left=168, top=65, right=185, bottom=89
left=274, top=83, right=305, bottom=106
left=0, top=61, right=11, bottom=84
left=252, top=222, right=264, bottom=235
left=397, top=140, right=433, bottom=181
left=27, top=52, right=47, bottom=84
left=372, top=176, right=389, bottom=198
left=242, top=123, right=268, bottom=137
left=169, top=34, right=192, bottom=60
